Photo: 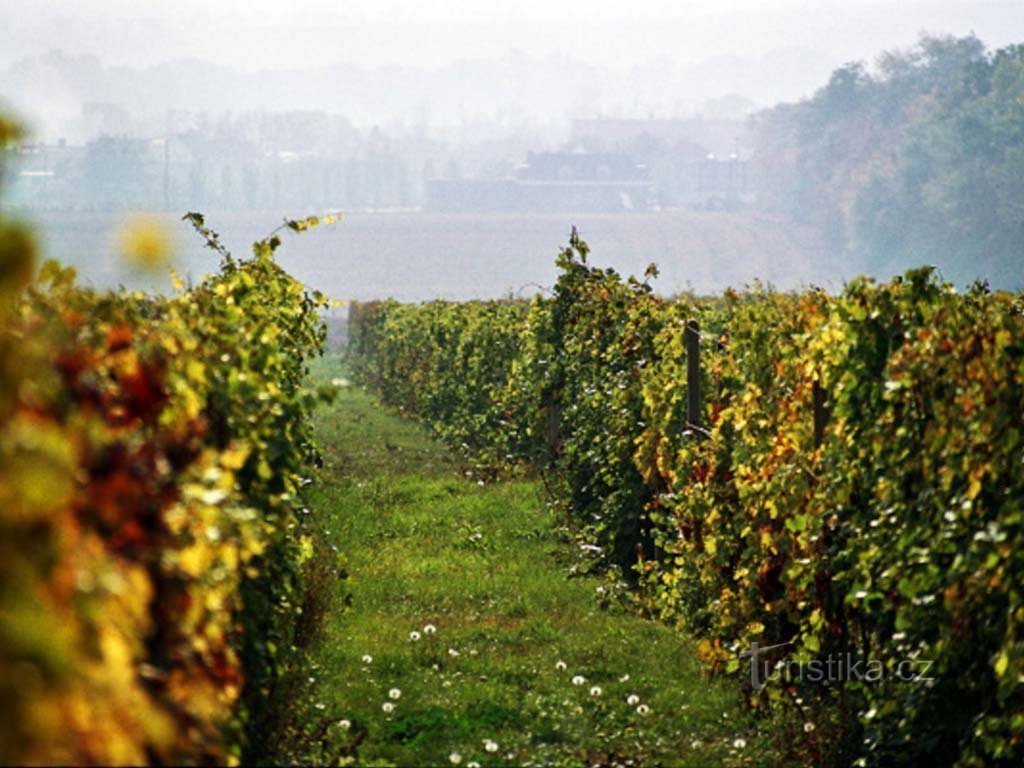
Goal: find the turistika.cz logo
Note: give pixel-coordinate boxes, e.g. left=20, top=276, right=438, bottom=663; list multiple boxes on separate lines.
left=740, top=640, right=935, bottom=693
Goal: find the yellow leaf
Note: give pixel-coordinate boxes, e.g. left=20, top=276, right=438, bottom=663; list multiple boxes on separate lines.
left=186, top=359, right=206, bottom=385
left=116, top=215, right=174, bottom=271
left=994, top=651, right=1009, bottom=678
left=221, top=444, right=251, bottom=471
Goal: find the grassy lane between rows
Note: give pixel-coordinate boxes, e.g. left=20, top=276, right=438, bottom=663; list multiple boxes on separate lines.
left=283, top=358, right=787, bottom=767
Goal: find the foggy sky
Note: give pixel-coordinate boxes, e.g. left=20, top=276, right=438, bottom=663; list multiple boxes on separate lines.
left=1, top=0, right=1022, bottom=140
left=2, top=0, right=1021, bottom=74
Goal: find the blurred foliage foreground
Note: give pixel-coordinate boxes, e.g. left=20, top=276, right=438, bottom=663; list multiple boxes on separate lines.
left=0, top=118, right=338, bottom=764
left=348, top=232, right=1024, bottom=767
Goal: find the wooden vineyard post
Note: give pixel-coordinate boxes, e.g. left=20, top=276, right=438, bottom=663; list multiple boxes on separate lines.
left=813, top=378, right=829, bottom=448
left=544, top=396, right=563, bottom=465
left=686, top=320, right=702, bottom=431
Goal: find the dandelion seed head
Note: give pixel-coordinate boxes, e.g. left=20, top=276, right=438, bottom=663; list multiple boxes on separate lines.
left=571, top=675, right=586, bottom=686
left=362, top=654, right=373, bottom=664
left=388, top=688, right=402, bottom=700
left=627, top=694, right=640, bottom=706
left=589, top=686, right=602, bottom=697
left=382, top=702, right=395, bottom=713
left=804, top=722, right=815, bottom=733
left=449, top=753, right=462, bottom=765
left=339, top=719, right=351, bottom=731
left=410, top=630, right=422, bottom=642
left=555, top=660, right=567, bottom=671
left=424, top=623, right=437, bottom=634
left=636, top=704, right=650, bottom=715
left=733, top=738, right=747, bottom=749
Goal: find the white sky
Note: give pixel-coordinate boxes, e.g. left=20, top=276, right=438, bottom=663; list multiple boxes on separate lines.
left=2, top=0, right=1022, bottom=72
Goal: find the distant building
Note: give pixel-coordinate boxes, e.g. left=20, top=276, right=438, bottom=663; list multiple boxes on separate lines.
left=676, top=155, right=753, bottom=209
left=5, top=140, right=84, bottom=211
left=568, top=117, right=756, bottom=208
left=570, top=117, right=753, bottom=160
left=425, top=149, right=651, bottom=213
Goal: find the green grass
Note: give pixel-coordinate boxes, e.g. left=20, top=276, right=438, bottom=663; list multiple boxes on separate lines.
left=288, top=357, right=786, bottom=767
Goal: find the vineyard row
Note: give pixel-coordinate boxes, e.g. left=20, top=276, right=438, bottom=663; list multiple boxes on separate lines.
left=0, top=205, right=333, bottom=764
left=348, top=232, right=1024, bottom=767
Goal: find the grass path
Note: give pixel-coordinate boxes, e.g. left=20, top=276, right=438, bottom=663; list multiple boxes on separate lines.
left=291, top=362, right=779, bottom=767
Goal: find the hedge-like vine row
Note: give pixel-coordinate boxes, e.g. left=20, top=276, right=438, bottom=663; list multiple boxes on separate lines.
left=0, top=186, right=331, bottom=761
left=348, top=232, right=1024, bottom=766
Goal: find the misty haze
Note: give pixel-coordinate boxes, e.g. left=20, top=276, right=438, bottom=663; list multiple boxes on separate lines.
left=3, top=2, right=1024, bottom=767
left=2, top=0, right=1022, bottom=297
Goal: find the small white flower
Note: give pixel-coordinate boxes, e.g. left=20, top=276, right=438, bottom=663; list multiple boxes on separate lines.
left=636, top=704, right=650, bottom=715
left=388, top=688, right=402, bottom=700
left=449, top=753, right=462, bottom=765
left=627, top=694, right=640, bottom=706
left=339, top=719, right=351, bottom=731
left=571, top=675, right=586, bottom=686
left=483, top=739, right=499, bottom=753
left=449, top=647, right=460, bottom=657
left=555, top=660, right=567, bottom=671
left=410, top=630, right=422, bottom=642
left=424, top=624, right=437, bottom=635
left=382, top=702, right=395, bottom=713
left=362, top=654, right=373, bottom=664
left=589, top=686, right=602, bottom=697
left=804, top=721, right=816, bottom=733
left=732, top=738, right=747, bottom=749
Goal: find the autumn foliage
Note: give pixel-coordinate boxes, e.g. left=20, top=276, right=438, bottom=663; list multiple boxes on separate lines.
left=0, top=191, right=330, bottom=761
left=348, top=233, right=1024, bottom=766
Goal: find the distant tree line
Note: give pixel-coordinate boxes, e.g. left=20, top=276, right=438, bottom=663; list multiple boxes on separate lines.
left=753, top=35, right=1024, bottom=287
